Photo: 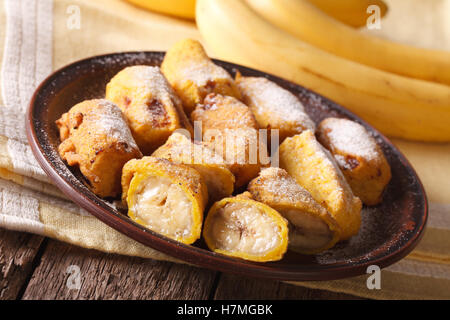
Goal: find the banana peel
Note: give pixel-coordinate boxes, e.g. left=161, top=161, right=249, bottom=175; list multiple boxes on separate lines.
left=196, top=0, right=450, bottom=142
left=124, top=0, right=196, bottom=20
left=306, top=0, right=388, bottom=28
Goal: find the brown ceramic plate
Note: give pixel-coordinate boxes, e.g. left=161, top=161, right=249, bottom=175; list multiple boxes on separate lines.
left=26, top=52, right=427, bottom=281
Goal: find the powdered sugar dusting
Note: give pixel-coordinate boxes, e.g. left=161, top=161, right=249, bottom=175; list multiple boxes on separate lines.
left=95, top=100, right=138, bottom=150
left=334, top=154, right=353, bottom=170
left=237, top=77, right=315, bottom=132
left=193, top=94, right=258, bottom=130
left=258, top=167, right=319, bottom=208
left=320, top=118, right=379, bottom=160
left=120, top=65, right=181, bottom=107
left=179, top=60, right=232, bottom=87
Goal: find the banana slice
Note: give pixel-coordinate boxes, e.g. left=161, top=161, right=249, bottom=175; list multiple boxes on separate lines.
left=106, top=65, right=193, bottom=155
left=279, top=130, right=362, bottom=240
left=152, top=132, right=234, bottom=202
left=192, top=93, right=268, bottom=187
left=122, top=157, right=207, bottom=244
left=161, top=38, right=241, bottom=115
left=248, top=167, right=340, bottom=254
left=317, top=118, right=391, bottom=206
left=236, top=74, right=316, bottom=142
left=203, top=193, right=288, bottom=262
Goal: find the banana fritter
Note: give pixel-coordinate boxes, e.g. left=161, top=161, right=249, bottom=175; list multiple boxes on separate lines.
left=161, top=38, right=241, bottom=115
left=203, top=193, right=288, bottom=262
left=279, top=130, right=362, bottom=240
left=121, top=156, right=207, bottom=244
left=106, top=65, right=193, bottom=155
left=56, top=99, right=142, bottom=198
left=317, top=118, right=391, bottom=205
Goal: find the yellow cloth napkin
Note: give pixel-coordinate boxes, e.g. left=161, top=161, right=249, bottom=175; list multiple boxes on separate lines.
left=0, top=0, right=449, bottom=299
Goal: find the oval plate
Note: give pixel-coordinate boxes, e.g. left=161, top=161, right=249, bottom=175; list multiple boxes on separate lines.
left=26, top=52, right=427, bottom=281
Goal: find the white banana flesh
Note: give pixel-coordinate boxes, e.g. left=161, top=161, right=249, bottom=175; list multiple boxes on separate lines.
left=283, top=209, right=333, bottom=252
left=210, top=202, right=282, bottom=256
left=132, top=175, right=193, bottom=239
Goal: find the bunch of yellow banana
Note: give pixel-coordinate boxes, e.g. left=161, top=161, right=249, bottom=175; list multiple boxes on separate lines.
left=124, top=0, right=196, bottom=20
left=247, top=0, right=450, bottom=85
left=196, top=0, right=450, bottom=142
left=122, top=0, right=387, bottom=26
left=306, top=0, right=388, bottom=27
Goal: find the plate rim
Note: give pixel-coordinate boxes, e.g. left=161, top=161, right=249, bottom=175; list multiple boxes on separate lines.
left=25, top=51, right=428, bottom=281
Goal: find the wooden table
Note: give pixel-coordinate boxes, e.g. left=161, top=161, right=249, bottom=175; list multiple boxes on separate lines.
left=0, top=228, right=360, bottom=300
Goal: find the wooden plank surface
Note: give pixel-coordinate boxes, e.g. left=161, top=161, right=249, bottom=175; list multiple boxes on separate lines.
left=16, top=237, right=358, bottom=300
left=213, top=274, right=360, bottom=300
left=21, top=239, right=218, bottom=300
left=0, top=229, right=44, bottom=299
left=0, top=231, right=357, bottom=300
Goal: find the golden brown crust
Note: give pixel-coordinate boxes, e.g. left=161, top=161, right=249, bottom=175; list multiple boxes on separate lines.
left=56, top=99, right=142, bottom=198
left=317, top=118, right=392, bottom=205
left=236, top=74, right=316, bottom=142
left=161, top=39, right=241, bottom=115
left=191, top=93, right=267, bottom=187
left=105, top=65, right=193, bottom=155
left=152, top=132, right=235, bottom=202
left=248, top=167, right=329, bottom=218
left=191, top=93, right=258, bottom=131
left=279, top=130, right=362, bottom=240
